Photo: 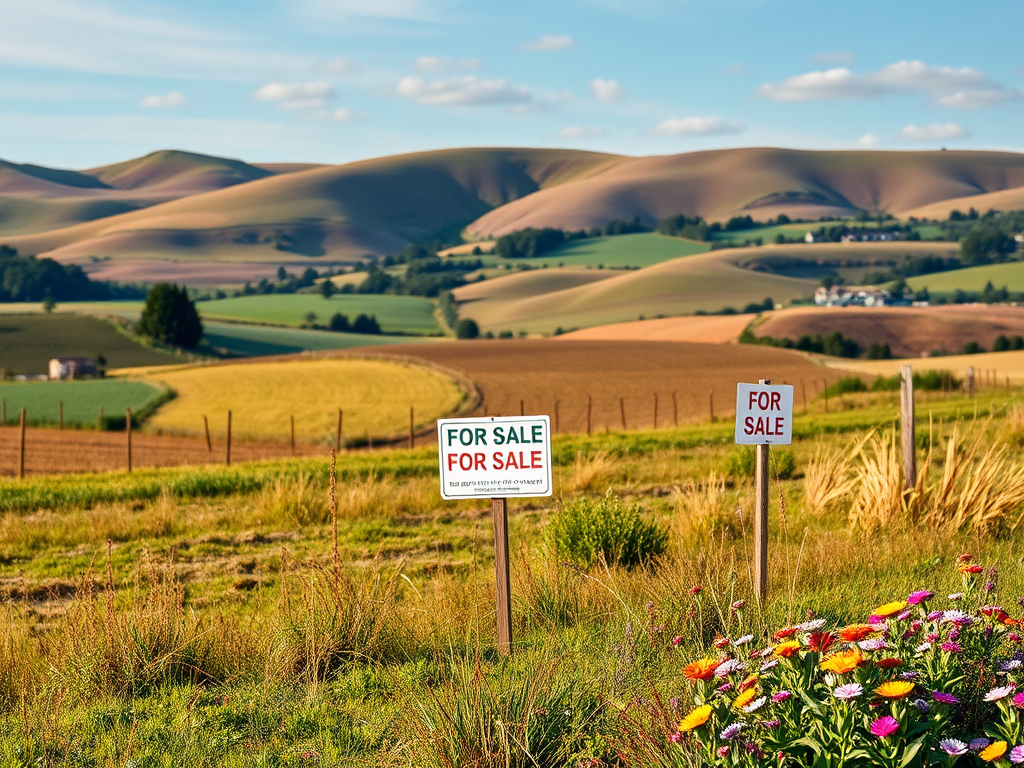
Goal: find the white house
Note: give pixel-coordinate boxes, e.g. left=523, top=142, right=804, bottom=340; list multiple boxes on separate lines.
left=48, top=357, right=98, bottom=380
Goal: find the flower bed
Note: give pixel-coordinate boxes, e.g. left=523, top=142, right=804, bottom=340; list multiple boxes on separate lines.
left=672, top=555, right=1024, bottom=767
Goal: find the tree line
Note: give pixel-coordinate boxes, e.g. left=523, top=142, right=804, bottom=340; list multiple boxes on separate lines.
left=0, top=245, right=145, bottom=302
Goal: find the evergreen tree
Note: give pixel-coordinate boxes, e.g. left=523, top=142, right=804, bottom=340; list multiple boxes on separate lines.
left=138, top=283, right=203, bottom=347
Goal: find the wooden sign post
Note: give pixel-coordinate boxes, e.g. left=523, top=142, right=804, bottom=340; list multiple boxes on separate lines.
left=900, top=365, right=916, bottom=490
left=126, top=407, right=133, bottom=473
left=735, top=380, right=794, bottom=602
left=18, top=408, right=26, bottom=479
left=437, top=415, right=553, bottom=655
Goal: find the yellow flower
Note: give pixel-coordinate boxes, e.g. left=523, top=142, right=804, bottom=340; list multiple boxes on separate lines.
left=819, top=649, right=863, bottom=675
left=733, top=689, right=757, bottom=710
left=980, top=741, right=1007, bottom=762
left=679, top=704, right=712, bottom=732
left=775, top=641, right=802, bottom=658
left=875, top=681, right=915, bottom=699
left=872, top=601, right=906, bottom=618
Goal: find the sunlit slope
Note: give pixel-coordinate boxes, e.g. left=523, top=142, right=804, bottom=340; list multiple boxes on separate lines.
left=4, top=148, right=619, bottom=263
left=467, top=148, right=1024, bottom=237
left=84, top=150, right=273, bottom=196
left=899, top=186, right=1024, bottom=220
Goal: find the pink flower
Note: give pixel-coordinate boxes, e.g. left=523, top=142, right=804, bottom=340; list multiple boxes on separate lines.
left=985, top=685, right=1016, bottom=702
left=1012, top=692, right=1024, bottom=709
left=672, top=636, right=683, bottom=646
left=870, top=716, right=899, bottom=739
left=941, top=641, right=962, bottom=653
left=668, top=733, right=681, bottom=743
left=907, top=590, right=934, bottom=605
left=932, top=691, right=959, bottom=705
left=772, top=691, right=791, bottom=703
left=717, top=746, right=730, bottom=758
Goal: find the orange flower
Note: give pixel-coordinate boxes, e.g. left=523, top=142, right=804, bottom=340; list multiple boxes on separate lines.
left=738, top=674, right=759, bottom=692
left=808, top=631, right=835, bottom=653
left=774, top=641, right=802, bottom=658
left=875, top=681, right=915, bottom=699
left=980, top=741, right=1008, bottom=762
left=872, top=601, right=906, bottom=618
left=957, top=552, right=973, bottom=564
left=679, top=704, right=712, bottom=732
left=773, top=627, right=797, bottom=641
left=819, top=649, right=863, bottom=675
left=840, top=624, right=876, bottom=642
left=683, top=658, right=718, bottom=682
left=876, top=657, right=903, bottom=669
left=733, top=689, right=758, bottom=710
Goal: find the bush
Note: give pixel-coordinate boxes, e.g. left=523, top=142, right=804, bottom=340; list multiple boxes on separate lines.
left=723, top=446, right=796, bottom=480
left=455, top=318, right=479, bottom=339
left=546, top=490, right=667, bottom=569
left=329, top=312, right=351, bottom=332
left=821, top=376, right=868, bottom=398
left=352, top=313, right=381, bottom=334
left=137, top=283, right=203, bottom=347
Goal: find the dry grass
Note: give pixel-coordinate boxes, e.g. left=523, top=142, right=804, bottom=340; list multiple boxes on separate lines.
left=672, top=472, right=742, bottom=543
left=848, top=431, right=925, bottom=531
left=566, top=450, right=616, bottom=493
left=803, top=442, right=859, bottom=516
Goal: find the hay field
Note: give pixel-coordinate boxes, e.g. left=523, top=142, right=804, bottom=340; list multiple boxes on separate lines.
left=558, top=313, right=755, bottom=343
left=907, top=261, right=1024, bottom=294
left=363, top=339, right=843, bottom=431
left=834, top=349, right=1024, bottom=385
left=755, top=305, right=1024, bottom=358
left=138, top=358, right=467, bottom=442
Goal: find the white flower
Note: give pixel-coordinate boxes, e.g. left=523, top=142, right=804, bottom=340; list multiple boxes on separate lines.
left=798, top=619, right=827, bottom=632
left=742, top=696, right=767, bottom=713
left=915, top=642, right=933, bottom=653
left=759, top=659, right=780, bottom=672
left=734, top=634, right=754, bottom=646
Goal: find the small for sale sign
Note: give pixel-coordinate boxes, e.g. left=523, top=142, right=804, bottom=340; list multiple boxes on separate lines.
left=437, top=415, right=552, bottom=500
left=735, top=383, right=794, bottom=445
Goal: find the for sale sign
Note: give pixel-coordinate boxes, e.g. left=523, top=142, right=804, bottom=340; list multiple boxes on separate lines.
left=437, top=415, right=553, bottom=500
left=735, top=383, right=794, bottom=445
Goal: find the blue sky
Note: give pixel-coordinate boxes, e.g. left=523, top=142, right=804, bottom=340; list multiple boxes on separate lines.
left=1, top=0, right=1022, bottom=168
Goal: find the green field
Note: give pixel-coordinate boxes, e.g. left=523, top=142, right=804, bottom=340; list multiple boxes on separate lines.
left=907, top=260, right=1024, bottom=293
left=197, top=294, right=442, bottom=335
left=0, top=378, right=165, bottom=427
left=709, top=220, right=947, bottom=245
left=0, top=313, right=180, bottom=375
left=497, top=232, right=709, bottom=268
left=203, top=320, right=443, bottom=357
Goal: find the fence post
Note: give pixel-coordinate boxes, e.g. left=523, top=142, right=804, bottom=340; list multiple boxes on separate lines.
left=18, top=408, right=26, bottom=479
left=672, top=391, right=678, bottom=427
left=336, top=408, right=343, bottom=452
left=226, top=410, right=232, bottom=466
left=203, top=415, right=212, bottom=453
left=709, top=390, right=715, bottom=422
left=619, top=397, right=626, bottom=430
left=967, top=367, right=975, bottom=398
left=754, top=379, right=770, bottom=602
left=491, top=497, right=512, bottom=656
left=290, top=415, right=296, bottom=455
left=59, top=401, right=64, bottom=431
left=900, top=365, right=916, bottom=490
left=586, top=395, right=592, bottom=436
left=126, top=407, right=133, bottom=473
left=653, top=393, right=658, bottom=429
left=409, top=406, right=415, bottom=449
left=554, top=400, right=560, bottom=434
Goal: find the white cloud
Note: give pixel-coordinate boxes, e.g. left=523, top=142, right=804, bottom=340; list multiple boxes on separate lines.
left=303, top=0, right=430, bottom=21
left=254, top=82, right=337, bottom=110
left=855, top=132, right=880, bottom=147
left=318, top=58, right=361, bottom=74
left=898, top=123, right=971, bottom=142
left=591, top=78, right=626, bottom=103
left=332, top=107, right=365, bottom=122
left=811, top=51, right=854, bottom=65
left=395, top=75, right=531, bottom=107
left=415, top=56, right=481, bottom=72
left=557, top=126, right=607, bottom=139
left=758, top=60, right=1022, bottom=109
left=140, top=91, right=185, bottom=108
left=651, top=116, right=745, bottom=137
left=520, top=34, right=573, bottom=52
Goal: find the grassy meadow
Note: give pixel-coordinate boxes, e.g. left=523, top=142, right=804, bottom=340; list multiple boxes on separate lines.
left=0, top=379, right=167, bottom=428
left=502, top=233, right=710, bottom=269
left=1, top=384, right=1023, bottom=764
left=907, top=260, right=1024, bottom=294
left=202, top=321, right=431, bottom=358
left=135, top=357, right=469, bottom=442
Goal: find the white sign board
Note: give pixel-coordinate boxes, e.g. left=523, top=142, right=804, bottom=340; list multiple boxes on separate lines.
left=438, top=415, right=553, bottom=500
left=735, top=383, right=794, bottom=445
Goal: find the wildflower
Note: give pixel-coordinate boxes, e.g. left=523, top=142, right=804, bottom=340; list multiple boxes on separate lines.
left=873, top=601, right=907, bottom=618
left=971, top=738, right=992, bottom=752
left=798, top=618, right=826, bottom=632
left=720, top=723, right=745, bottom=740
left=958, top=553, right=973, bottom=564
left=980, top=741, right=1008, bottom=762
left=900, top=671, right=920, bottom=680
left=715, top=659, right=745, bottom=677
left=1011, top=633, right=1023, bottom=643
left=840, top=624, right=876, bottom=642
left=759, top=647, right=775, bottom=658
left=746, top=742, right=765, bottom=758
left=672, top=636, right=683, bottom=646
left=717, top=746, right=730, bottom=758
left=869, top=716, right=899, bottom=739
left=913, top=698, right=930, bottom=713
left=808, top=632, right=835, bottom=652
left=771, top=691, right=791, bottom=703
left=760, top=659, right=779, bottom=672
left=1010, top=745, right=1024, bottom=764
left=961, top=564, right=984, bottom=575
left=941, top=642, right=963, bottom=653
left=926, top=632, right=940, bottom=642
left=907, top=590, right=934, bottom=605
left=943, top=610, right=975, bottom=626
left=689, top=585, right=702, bottom=596
left=1013, top=692, right=1024, bottom=708
left=667, top=733, right=681, bottom=743
left=679, top=704, right=712, bottom=732
left=762, top=719, right=781, bottom=729
left=985, top=685, right=1015, bottom=702
left=717, top=683, right=733, bottom=693
left=742, top=696, right=767, bottom=713
left=683, top=658, right=718, bottom=682
left=733, top=689, right=758, bottom=710
left=932, top=691, right=959, bottom=705
left=731, top=600, right=745, bottom=612
left=774, top=641, right=801, bottom=658
left=940, top=739, right=968, bottom=756
left=819, top=649, right=863, bottom=674
left=875, top=681, right=915, bottom=699
left=773, top=627, right=797, bottom=641
left=714, top=636, right=730, bottom=650
left=738, top=674, right=758, bottom=692
left=896, top=611, right=913, bottom=621
left=915, top=642, right=932, bottom=652
left=833, top=683, right=863, bottom=700
left=910, top=620, right=923, bottom=632
left=876, top=657, right=902, bottom=669
left=735, top=634, right=754, bottom=646
left=948, top=593, right=964, bottom=601
left=859, top=638, right=888, bottom=652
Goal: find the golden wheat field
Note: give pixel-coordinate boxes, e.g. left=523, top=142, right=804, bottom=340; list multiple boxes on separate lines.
left=135, top=358, right=468, bottom=442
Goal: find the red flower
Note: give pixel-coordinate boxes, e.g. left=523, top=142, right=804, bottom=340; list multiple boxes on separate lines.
left=773, top=627, right=797, bottom=641
left=808, top=632, right=835, bottom=653
left=714, top=636, right=730, bottom=649
left=876, top=657, right=903, bottom=669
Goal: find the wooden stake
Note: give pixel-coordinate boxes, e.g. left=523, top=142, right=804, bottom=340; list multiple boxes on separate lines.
left=823, top=379, right=829, bottom=413
left=967, top=366, right=975, bottom=398
left=586, top=395, right=592, bottom=436
left=900, top=365, right=916, bottom=490
left=126, top=407, right=132, bottom=473
left=336, top=408, right=343, bottom=451
left=619, top=397, right=626, bottom=430
left=409, top=406, right=415, bottom=449
left=672, top=391, right=678, bottom=427
left=554, top=400, right=559, bottom=434
left=653, top=393, right=658, bottom=429
left=491, top=497, right=512, bottom=656
left=1007, top=376, right=1011, bottom=394
left=203, top=415, right=212, bottom=453
left=59, top=401, right=64, bottom=431
left=226, top=410, right=232, bottom=466
left=290, top=415, right=295, bottom=455
left=754, top=379, right=770, bottom=602
left=18, top=408, right=26, bottom=479
left=709, top=390, right=715, bottom=422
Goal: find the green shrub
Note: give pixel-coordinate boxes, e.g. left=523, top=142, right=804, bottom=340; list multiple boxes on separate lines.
left=870, top=369, right=961, bottom=392
left=723, top=445, right=796, bottom=479
left=546, top=490, right=667, bottom=569
left=821, top=376, right=868, bottom=398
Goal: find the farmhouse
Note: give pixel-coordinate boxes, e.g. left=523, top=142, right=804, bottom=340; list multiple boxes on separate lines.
left=48, top=357, right=98, bottom=380
left=813, top=285, right=906, bottom=307
left=840, top=228, right=899, bottom=243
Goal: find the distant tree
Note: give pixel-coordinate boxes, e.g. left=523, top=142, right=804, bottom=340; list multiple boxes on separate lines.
left=455, top=318, right=480, bottom=339
left=821, top=276, right=835, bottom=290
left=962, top=341, right=984, bottom=355
left=352, top=313, right=381, bottom=334
left=42, top=296, right=55, bottom=313
left=277, top=266, right=287, bottom=281
left=866, top=342, right=892, bottom=360
left=993, top=334, right=1011, bottom=352
left=320, top=279, right=336, bottom=299
left=329, top=312, right=351, bottom=332
left=304, top=311, right=318, bottom=326
left=138, top=283, right=203, bottom=347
